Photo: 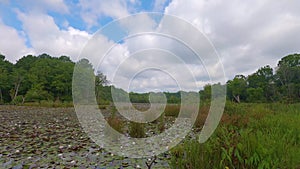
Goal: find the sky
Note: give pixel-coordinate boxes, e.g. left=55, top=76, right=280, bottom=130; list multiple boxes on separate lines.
left=0, top=0, right=300, bottom=92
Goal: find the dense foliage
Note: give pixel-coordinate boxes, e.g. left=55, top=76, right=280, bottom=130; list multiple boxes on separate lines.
left=203, top=54, right=300, bottom=103
left=0, top=54, right=74, bottom=104
left=169, top=103, right=300, bottom=169
left=0, top=53, right=299, bottom=105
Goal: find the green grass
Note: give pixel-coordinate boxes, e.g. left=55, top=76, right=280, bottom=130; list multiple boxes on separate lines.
left=169, top=102, right=300, bottom=169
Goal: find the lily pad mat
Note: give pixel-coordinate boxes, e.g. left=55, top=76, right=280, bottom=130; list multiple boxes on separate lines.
left=0, top=106, right=171, bottom=168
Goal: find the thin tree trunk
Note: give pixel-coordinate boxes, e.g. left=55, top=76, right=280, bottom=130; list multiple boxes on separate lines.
left=233, top=95, right=240, bottom=103
left=21, top=96, right=25, bottom=104
left=13, top=82, right=20, bottom=100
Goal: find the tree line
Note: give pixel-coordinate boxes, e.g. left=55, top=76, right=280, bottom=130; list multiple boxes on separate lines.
left=0, top=53, right=299, bottom=105
left=201, top=53, right=300, bottom=103
left=0, top=53, right=74, bottom=104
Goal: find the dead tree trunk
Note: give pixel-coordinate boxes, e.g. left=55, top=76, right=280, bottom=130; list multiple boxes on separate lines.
left=21, top=96, right=25, bottom=104
left=13, top=82, right=20, bottom=100
left=10, top=76, right=23, bottom=101
left=233, top=95, right=240, bottom=103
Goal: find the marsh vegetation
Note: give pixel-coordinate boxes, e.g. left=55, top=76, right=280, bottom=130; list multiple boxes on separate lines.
left=0, top=103, right=299, bottom=168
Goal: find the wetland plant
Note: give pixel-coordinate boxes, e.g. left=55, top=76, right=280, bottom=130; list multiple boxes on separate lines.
left=129, top=121, right=145, bottom=138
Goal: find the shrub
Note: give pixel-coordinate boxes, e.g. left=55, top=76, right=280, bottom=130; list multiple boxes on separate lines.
left=129, top=122, right=145, bottom=138
left=107, top=116, right=124, bottom=134
left=155, top=112, right=165, bottom=132
left=11, top=95, right=25, bottom=105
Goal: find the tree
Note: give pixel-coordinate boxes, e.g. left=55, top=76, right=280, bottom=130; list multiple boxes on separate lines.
left=0, top=54, right=13, bottom=103
left=247, top=65, right=275, bottom=101
left=24, top=55, right=75, bottom=102
left=94, top=71, right=109, bottom=103
left=25, top=84, right=53, bottom=102
left=95, top=71, right=109, bottom=86
left=227, top=75, right=247, bottom=103
left=10, top=68, right=26, bottom=101
left=58, top=55, right=72, bottom=62
left=0, top=54, right=77, bottom=103
left=1, top=52, right=300, bottom=105
left=73, top=58, right=95, bottom=104
left=0, top=68, right=9, bottom=103
left=246, top=87, right=265, bottom=102
left=15, top=55, right=38, bottom=70
left=164, top=92, right=181, bottom=104
left=200, top=84, right=212, bottom=101
left=50, top=61, right=74, bottom=101
left=276, top=54, right=300, bottom=102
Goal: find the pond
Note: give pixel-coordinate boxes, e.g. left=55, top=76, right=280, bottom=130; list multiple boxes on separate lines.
left=0, top=106, right=173, bottom=168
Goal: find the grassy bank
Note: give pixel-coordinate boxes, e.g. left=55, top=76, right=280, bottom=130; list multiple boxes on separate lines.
left=169, top=103, right=300, bottom=169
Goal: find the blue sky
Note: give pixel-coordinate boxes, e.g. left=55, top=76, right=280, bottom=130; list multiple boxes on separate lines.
left=0, top=0, right=171, bottom=46
left=0, top=0, right=299, bottom=92
left=0, top=0, right=172, bottom=63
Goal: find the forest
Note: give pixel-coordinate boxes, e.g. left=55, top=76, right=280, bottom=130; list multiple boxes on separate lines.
left=0, top=53, right=299, bottom=105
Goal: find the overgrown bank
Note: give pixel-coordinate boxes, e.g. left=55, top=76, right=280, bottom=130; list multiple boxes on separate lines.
left=169, top=103, right=300, bottom=169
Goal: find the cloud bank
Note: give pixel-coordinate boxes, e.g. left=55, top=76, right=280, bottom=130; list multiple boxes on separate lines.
left=0, top=0, right=299, bottom=92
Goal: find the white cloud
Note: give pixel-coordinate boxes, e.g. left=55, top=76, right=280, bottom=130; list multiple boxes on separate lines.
left=165, top=0, right=300, bottom=79
left=17, top=11, right=91, bottom=60
left=129, top=0, right=139, bottom=5
left=13, top=0, right=69, bottom=14
left=78, top=0, right=131, bottom=28
left=109, top=48, right=202, bottom=92
left=87, top=34, right=130, bottom=74
left=83, top=13, right=224, bottom=92
left=153, top=0, right=169, bottom=12
left=37, top=0, right=69, bottom=13
left=0, top=18, right=34, bottom=62
left=2, top=0, right=300, bottom=92
left=119, top=14, right=158, bottom=34
left=93, top=0, right=300, bottom=91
